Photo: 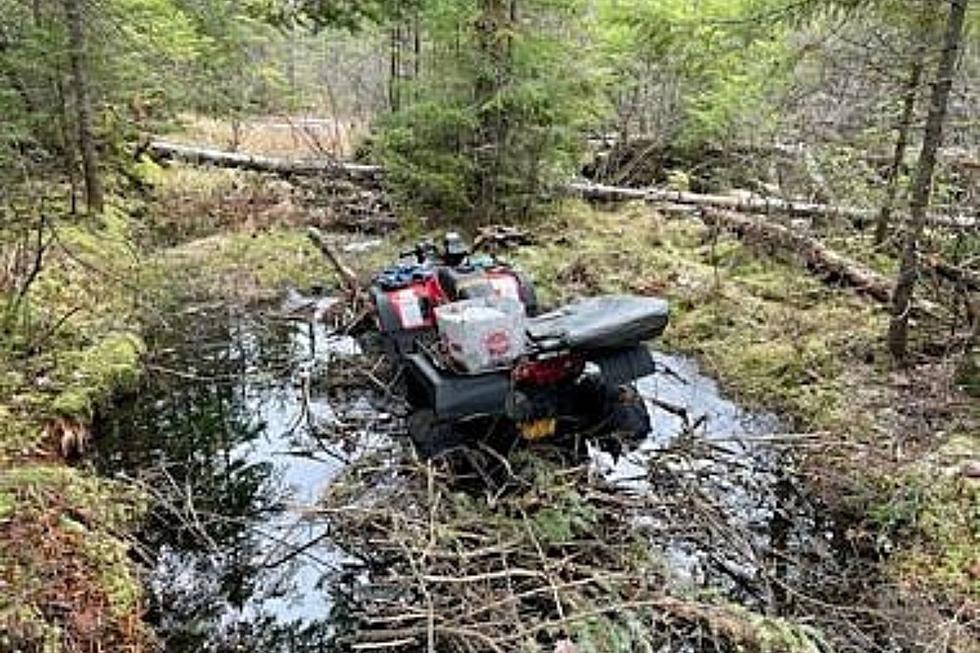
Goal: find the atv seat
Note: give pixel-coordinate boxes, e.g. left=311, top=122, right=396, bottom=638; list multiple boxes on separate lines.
left=527, top=295, right=669, bottom=351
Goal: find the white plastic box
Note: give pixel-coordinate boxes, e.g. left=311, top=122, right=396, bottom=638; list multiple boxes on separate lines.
left=435, top=297, right=526, bottom=373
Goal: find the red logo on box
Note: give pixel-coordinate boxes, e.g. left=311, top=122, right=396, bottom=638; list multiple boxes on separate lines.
left=483, top=331, right=510, bottom=358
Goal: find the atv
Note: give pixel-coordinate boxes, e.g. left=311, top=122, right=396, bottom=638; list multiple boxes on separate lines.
left=368, top=231, right=670, bottom=458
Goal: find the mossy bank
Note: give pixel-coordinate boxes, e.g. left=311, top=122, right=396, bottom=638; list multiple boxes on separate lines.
left=1, top=201, right=150, bottom=650
left=0, top=163, right=353, bottom=652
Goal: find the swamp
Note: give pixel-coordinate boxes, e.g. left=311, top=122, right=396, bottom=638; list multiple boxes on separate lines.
left=1, top=1, right=978, bottom=652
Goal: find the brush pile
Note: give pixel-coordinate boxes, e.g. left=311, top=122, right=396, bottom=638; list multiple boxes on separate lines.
left=317, top=442, right=826, bottom=653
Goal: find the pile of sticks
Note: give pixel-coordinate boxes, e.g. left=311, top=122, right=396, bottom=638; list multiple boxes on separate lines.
left=315, top=443, right=822, bottom=653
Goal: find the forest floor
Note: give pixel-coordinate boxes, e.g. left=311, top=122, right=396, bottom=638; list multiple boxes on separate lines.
left=1, top=155, right=977, bottom=652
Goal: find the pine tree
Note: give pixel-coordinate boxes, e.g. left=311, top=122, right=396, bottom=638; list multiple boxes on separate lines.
left=378, top=0, right=604, bottom=222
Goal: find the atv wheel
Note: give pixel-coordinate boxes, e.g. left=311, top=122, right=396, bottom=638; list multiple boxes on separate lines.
left=408, top=410, right=518, bottom=461
left=407, top=409, right=458, bottom=458
left=609, top=387, right=651, bottom=438
left=593, top=386, right=651, bottom=458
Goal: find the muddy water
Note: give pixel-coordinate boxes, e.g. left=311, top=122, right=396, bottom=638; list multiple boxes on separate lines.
left=631, top=358, right=820, bottom=607
left=96, top=301, right=823, bottom=651
left=96, top=304, right=395, bottom=651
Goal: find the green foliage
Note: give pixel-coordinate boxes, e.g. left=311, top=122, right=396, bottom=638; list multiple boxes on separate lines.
left=0, top=0, right=303, bottom=198
left=49, top=332, right=143, bottom=420
left=255, top=0, right=423, bottom=30
left=598, top=0, right=795, bottom=147
left=0, top=465, right=147, bottom=650
left=173, top=1, right=289, bottom=119
left=870, top=463, right=980, bottom=598
left=378, top=0, right=606, bottom=222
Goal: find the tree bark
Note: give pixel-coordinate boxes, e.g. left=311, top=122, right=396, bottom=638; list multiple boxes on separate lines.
left=567, top=181, right=977, bottom=231
left=63, top=0, right=103, bottom=215
left=413, top=13, right=421, bottom=83
left=875, top=46, right=926, bottom=244
left=55, top=77, right=79, bottom=215
left=474, top=0, right=510, bottom=221
left=889, top=0, right=969, bottom=361
left=699, top=208, right=895, bottom=304
left=389, top=22, right=401, bottom=112
left=146, top=140, right=384, bottom=181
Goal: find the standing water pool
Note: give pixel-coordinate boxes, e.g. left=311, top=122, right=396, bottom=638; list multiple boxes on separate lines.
left=96, top=299, right=829, bottom=652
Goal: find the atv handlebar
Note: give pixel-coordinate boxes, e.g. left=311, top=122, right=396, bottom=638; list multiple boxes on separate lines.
left=400, top=240, right=441, bottom=263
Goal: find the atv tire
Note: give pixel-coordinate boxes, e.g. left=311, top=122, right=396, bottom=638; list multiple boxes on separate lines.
left=609, top=387, right=651, bottom=438
left=594, top=386, right=651, bottom=459
left=408, top=410, right=518, bottom=460
left=407, top=409, right=459, bottom=459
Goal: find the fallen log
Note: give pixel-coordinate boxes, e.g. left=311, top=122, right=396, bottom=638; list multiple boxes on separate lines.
left=306, top=227, right=360, bottom=294
left=567, top=181, right=978, bottom=232
left=925, top=257, right=980, bottom=293
left=699, top=207, right=895, bottom=304
left=144, top=142, right=979, bottom=292
left=146, top=140, right=976, bottom=233
left=147, top=140, right=384, bottom=182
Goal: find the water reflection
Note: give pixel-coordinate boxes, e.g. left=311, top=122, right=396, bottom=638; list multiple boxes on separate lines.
left=616, top=352, right=829, bottom=614
left=96, top=305, right=381, bottom=652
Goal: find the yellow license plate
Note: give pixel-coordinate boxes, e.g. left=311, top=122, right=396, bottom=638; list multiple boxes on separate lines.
left=519, top=418, right=557, bottom=440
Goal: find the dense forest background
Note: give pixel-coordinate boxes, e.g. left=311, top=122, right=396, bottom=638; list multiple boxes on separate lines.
left=2, top=0, right=978, bottom=356
left=1, top=0, right=978, bottom=652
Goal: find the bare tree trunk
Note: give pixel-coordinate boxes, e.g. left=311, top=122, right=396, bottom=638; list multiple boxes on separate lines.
left=55, top=77, right=79, bottom=215
left=286, top=30, right=297, bottom=104
left=389, top=24, right=401, bottom=112
left=474, top=0, right=509, bottom=221
left=958, top=296, right=980, bottom=387
left=63, top=0, right=103, bottom=215
left=875, top=46, right=926, bottom=244
left=889, top=0, right=969, bottom=361
left=568, top=181, right=976, bottom=230
left=147, top=140, right=384, bottom=181
left=413, top=13, right=421, bottom=84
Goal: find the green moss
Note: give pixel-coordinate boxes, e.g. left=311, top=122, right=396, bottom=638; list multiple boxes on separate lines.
left=0, top=406, right=42, bottom=460
left=0, top=465, right=146, bottom=647
left=826, top=232, right=900, bottom=277
left=82, top=527, right=144, bottom=618
left=49, top=332, right=143, bottom=420
left=0, top=198, right=151, bottom=651
left=132, top=156, right=165, bottom=186
left=0, top=605, right=62, bottom=653
left=871, top=466, right=979, bottom=598
left=51, top=336, right=142, bottom=414
left=0, top=465, right=144, bottom=529
left=0, top=488, right=13, bottom=520
left=147, top=228, right=324, bottom=302
left=147, top=226, right=401, bottom=305
left=743, top=612, right=827, bottom=653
